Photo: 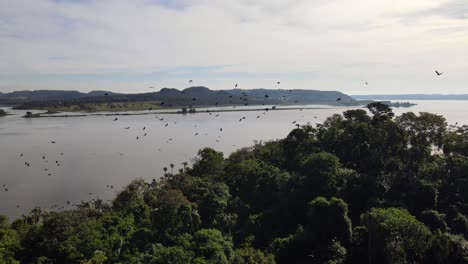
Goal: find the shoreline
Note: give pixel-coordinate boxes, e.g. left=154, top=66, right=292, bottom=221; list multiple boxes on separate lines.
left=20, top=105, right=364, bottom=118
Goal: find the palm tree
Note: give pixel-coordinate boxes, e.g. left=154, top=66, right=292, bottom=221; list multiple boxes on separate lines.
left=163, top=167, right=168, bottom=176
left=181, top=162, right=188, bottom=171
left=170, top=164, right=174, bottom=174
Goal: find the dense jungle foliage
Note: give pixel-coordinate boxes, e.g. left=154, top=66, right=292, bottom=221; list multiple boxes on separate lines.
left=2, top=102, right=468, bottom=263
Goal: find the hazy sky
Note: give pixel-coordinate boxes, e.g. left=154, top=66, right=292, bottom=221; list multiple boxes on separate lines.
left=1, top=0, right=467, bottom=94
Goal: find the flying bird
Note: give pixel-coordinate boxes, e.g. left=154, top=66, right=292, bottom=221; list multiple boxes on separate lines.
left=435, top=70, right=443, bottom=76
left=235, top=84, right=238, bottom=87
left=51, top=141, right=56, bottom=144
left=113, top=118, right=118, bottom=121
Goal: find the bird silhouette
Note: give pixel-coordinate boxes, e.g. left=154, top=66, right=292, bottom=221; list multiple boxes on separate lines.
left=113, top=118, right=118, bottom=121
left=149, top=107, right=152, bottom=111
left=435, top=70, right=443, bottom=76
left=257, top=116, right=260, bottom=118
left=142, top=127, right=146, bottom=130
left=165, top=123, right=169, bottom=127
left=20, top=154, right=23, bottom=157
left=125, top=127, right=130, bottom=129
left=365, top=82, right=368, bottom=85
left=336, top=97, right=342, bottom=101
left=220, top=128, right=223, bottom=132
left=235, top=84, right=238, bottom=87
left=189, top=80, right=193, bottom=83
left=51, top=141, right=56, bottom=144
left=277, top=81, right=280, bottom=84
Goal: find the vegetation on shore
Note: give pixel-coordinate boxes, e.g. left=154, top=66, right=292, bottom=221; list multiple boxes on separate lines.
left=33, top=101, right=165, bottom=113
left=2, top=103, right=464, bottom=264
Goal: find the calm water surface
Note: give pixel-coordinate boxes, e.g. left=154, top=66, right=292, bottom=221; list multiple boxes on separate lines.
left=0, top=100, right=467, bottom=218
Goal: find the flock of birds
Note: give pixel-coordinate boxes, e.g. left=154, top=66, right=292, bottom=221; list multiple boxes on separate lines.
left=2, top=70, right=446, bottom=213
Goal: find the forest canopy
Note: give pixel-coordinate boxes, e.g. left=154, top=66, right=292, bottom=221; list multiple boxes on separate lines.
left=2, top=102, right=468, bottom=263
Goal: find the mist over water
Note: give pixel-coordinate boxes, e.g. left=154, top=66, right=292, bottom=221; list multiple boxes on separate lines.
left=0, top=100, right=466, bottom=219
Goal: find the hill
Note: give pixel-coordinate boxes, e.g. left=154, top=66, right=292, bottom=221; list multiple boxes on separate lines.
left=9, top=87, right=360, bottom=111
left=0, top=90, right=117, bottom=105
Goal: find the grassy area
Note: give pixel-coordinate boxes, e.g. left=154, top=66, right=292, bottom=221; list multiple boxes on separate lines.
left=41, top=101, right=164, bottom=112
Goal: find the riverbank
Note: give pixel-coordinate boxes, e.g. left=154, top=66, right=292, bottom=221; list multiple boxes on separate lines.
left=20, top=105, right=357, bottom=118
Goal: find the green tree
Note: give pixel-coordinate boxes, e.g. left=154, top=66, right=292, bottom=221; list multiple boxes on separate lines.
left=151, top=189, right=201, bottom=242
left=362, top=207, right=432, bottom=264
left=190, top=148, right=226, bottom=179
left=191, top=229, right=234, bottom=264
left=0, top=216, right=20, bottom=264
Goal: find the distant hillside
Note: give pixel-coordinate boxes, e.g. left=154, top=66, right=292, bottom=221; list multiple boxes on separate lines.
left=353, top=94, right=468, bottom=100
left=0, top=90, right=117, bottom=105
left=10, top=87, right=360, bottom=110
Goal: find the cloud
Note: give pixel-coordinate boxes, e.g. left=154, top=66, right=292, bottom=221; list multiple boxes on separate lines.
left=422, top=0, right=468, bottom=20
left=0, top=0, right=467, bottom=94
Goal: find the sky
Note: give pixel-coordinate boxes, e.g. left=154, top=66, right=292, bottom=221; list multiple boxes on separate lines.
left=0, top=0, right=467, bottom=94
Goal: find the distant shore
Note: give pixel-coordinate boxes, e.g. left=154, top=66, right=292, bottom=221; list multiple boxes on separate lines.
left=21, top=105, right=358, bottom=118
